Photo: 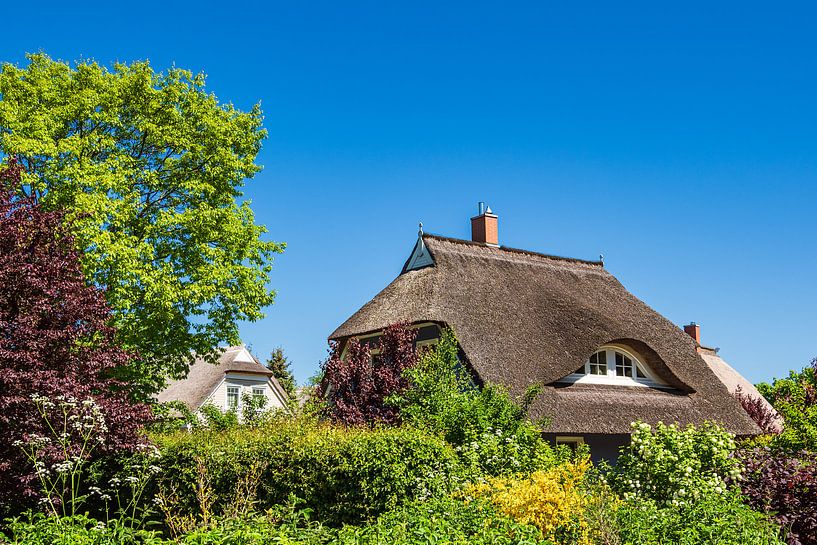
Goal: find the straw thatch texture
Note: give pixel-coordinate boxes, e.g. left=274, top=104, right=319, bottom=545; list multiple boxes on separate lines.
left=331, top=234, right=760, bottom=435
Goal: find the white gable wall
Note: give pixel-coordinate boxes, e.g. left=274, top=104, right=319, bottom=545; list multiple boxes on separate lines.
left=200, top=372, right=287, bottom=414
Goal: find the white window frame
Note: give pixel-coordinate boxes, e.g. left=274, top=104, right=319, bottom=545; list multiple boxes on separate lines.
left=563, top=345, right=667, bottom=388
left=226, top=385, right=240, bottom=410
left=252, top=386, right=266, bottom=401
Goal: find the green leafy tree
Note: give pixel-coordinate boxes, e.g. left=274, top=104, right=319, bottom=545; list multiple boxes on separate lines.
left=265, top=347, right=297, bottom=400
left=392, top=328, right=561, bottom=476
left=757, top=358, right=817, bottom=451
left=0, top=54, right=284, bottom=396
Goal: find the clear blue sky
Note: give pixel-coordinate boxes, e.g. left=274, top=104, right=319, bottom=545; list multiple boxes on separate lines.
left=3, top=1, right=816, bottom=385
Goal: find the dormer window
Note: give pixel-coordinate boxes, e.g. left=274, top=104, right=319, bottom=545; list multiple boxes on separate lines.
left=564, top=345, right=666, bottom=388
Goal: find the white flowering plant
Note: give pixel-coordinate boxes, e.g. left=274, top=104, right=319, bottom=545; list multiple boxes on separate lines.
left=13, top=394, right=109, bottom=517
left=609, top=420, right=741, bottom=507
left=89, top=442, right=163, bottom=529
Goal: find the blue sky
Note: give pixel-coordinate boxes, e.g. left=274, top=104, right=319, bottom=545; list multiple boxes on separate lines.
left=3, top=1, right=816, bottom=384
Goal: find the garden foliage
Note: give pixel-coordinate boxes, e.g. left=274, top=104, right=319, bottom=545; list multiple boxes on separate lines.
left=0, top=54, right=284, bottom=396
left=609, top=421, right=740, bottom=506
left=2, top=513, right=165, bottom=545
left=467, top=460, right=592, bottom=544
left=734, top=385, right=782, bottom=434
left=732, top=447, right=817, bottom=545
left=607, top=420, right=786, bottom=544
left=757, top=358, right=817, bottom=452
left=320, top=323, right=417, bottom=426
left=0, top=160, right=149, bottom=512
left=394, top=327, right=563, bottom=476
left=615, top=491, right=786, bottom=545
left=151, top=417, right=462, bottom=527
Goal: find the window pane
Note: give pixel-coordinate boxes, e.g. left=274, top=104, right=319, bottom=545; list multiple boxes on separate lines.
left=589, top=351, right=607, bottom=375
left=615, top=352, right=633, bottom=377
left=227, top=386, right=239, bottom=409
left=636, top=366, right=647, bottom=379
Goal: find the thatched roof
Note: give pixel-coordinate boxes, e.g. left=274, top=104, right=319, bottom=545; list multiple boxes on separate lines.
left=331, top=234, right=760, bottom=436
left=157, top=346, right=281, bottom=410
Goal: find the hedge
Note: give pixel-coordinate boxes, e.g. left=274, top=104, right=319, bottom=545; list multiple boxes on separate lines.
left=150, top=418, right=463, bottom=526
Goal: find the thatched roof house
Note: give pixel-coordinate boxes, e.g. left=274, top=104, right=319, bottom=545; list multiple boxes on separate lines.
left=157, top=346, right=289, bottom=416
left=331, top=205, right=766, bottom=459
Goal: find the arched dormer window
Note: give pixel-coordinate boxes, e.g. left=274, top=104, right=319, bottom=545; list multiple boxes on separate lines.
left=563, top=345, right=668, bottom=388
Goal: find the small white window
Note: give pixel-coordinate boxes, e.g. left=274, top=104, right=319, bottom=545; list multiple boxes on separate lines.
left=226, top=386, right=240, bottom=410
left=564, top=346, right=666, bottom=388
left=252, top=387, right=265, bottom=401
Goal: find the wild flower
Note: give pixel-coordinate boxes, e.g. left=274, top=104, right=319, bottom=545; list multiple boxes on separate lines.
left=14, top=394, right=111, bottom=517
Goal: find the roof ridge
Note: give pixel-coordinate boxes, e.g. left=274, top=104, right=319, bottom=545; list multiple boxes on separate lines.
left=423, top=233, right=604, bottom=267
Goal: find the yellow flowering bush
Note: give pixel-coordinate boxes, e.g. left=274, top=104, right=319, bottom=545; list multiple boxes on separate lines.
left=466, top=459, right=591, bottom=545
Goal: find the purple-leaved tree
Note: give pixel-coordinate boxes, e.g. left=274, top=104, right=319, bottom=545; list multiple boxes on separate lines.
left=320, top=323, right=418, bottom=426
left=0, top=158, right=151, bottom=510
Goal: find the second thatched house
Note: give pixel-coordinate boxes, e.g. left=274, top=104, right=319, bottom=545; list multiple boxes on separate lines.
left=157, top=346, right=290, bottom=418
left=330, top=204, right=772, bottom=460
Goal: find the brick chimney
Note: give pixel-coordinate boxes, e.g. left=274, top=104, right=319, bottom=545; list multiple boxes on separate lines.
left=683, top=322, right=701, bottom=345
left=471, top=202, right=498, bottom=246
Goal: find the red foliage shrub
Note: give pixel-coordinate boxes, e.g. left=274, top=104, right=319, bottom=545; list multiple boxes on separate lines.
left=731, top=447, right=817, bottom=545
left=735, top=385, right=783, bottom=434
left=320, top=323, right=418, bottom=426
left=0, top=159, right=151, bottom=510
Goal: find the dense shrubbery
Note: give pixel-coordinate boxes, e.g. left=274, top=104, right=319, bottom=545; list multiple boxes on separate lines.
left=616, top=492, right=786, bottom=545
left=320, top=323, right=418, bottom=426
left=609, top=421, right=741, bottom=506
left=394, top=328, right=565, bottom=476
left=3, top=323, right=805, bottom=545
left=732, top=447, right=817, bottom=545
left=757, top=359, right=817, bottom=452
left=605, top=421, right=786, bottom=545
left=467, top=460, right=592, bottom=544
left=151, top=417, right=462, bottom=527
left=0, top=160, right=150, bottom=513
left=2, top=513, right=165, bottom=545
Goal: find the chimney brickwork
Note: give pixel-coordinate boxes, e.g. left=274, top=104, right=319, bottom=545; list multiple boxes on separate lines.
left=471, top=203, right=499, bottom=245
left=684, top=323, right=701, bottom=346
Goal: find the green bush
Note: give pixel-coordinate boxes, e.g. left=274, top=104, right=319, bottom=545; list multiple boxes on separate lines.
left=151, top=417, right=463, bottom=527
left=176, top=496, right=553, bottom=545
left=616, top=492, right=786, bottom=545
left=335, top=495, right=553, bottom=544
left=609, top=420, right=741, bottom=506
left=757, top=358, right=817, bottom=451
left=1, top=514, right=164, bottom=545
left=393, top=328, right=563, bottom=476
left=197, top=404, right=239, bottom=431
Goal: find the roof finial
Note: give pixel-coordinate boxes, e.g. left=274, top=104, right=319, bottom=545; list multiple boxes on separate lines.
left=599, top=254, right=605, bottom=265
left=418, top=222, right=424, bottom=237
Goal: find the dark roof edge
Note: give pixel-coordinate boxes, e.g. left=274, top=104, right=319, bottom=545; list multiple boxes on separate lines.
left=422, top=233, right=604, bottom=267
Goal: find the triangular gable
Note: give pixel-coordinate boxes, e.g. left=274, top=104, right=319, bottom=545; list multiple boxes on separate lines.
left=403, top=233, right=434, bottom=272
left=233, top=346, right=255, bottom=363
